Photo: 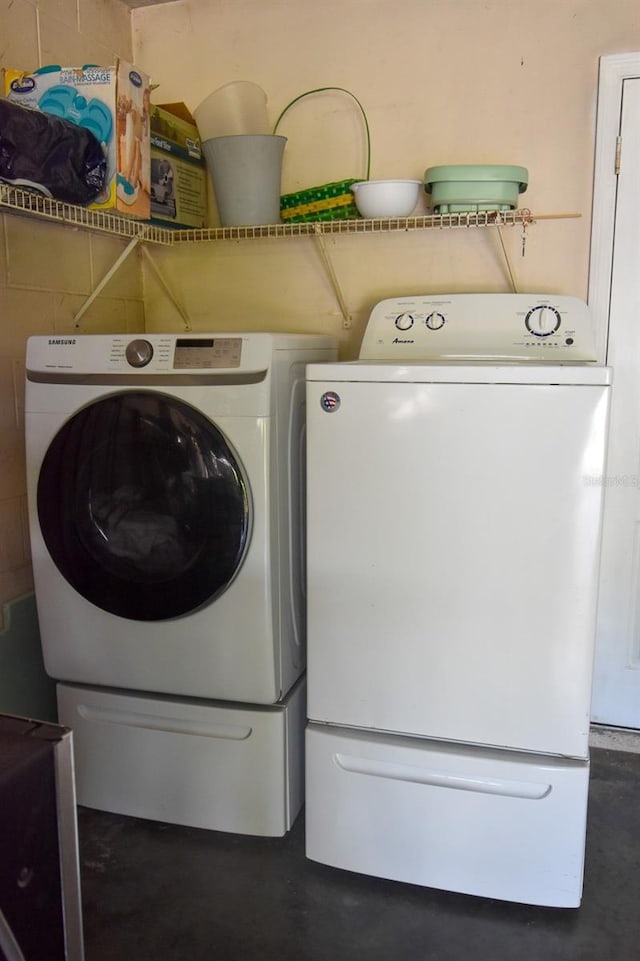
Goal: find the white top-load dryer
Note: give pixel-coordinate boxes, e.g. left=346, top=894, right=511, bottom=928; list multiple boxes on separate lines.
left=26, top=331, right=337, bottom=836
left=304, top=294, right=611, bottom=906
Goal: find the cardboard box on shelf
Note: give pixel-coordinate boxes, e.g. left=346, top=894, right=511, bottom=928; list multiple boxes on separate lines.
left=4, top=61, right=151, bottom=218
left=150, top=102, right=207, bottom=229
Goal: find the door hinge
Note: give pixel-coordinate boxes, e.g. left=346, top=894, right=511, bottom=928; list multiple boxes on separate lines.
left=615, top=135, right=622, bottom=175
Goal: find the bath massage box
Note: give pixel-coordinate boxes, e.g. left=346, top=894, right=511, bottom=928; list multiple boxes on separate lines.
left=4, top=60, right=151, bottom=218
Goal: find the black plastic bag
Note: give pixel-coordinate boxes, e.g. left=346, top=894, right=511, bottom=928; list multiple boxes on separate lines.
left=0, top=98, right=106, bottom=205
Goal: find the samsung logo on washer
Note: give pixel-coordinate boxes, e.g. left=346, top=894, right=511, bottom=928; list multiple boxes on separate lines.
left=48, top=338, right=77, bottom=345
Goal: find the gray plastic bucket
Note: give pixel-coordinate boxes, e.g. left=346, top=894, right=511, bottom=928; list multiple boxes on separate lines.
left=202, top=134, right=287, bottom=227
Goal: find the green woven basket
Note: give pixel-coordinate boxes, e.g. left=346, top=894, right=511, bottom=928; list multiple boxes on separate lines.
left=280, top=178, right=359, bottom=223
left=274, top=87, right=370, bottom=224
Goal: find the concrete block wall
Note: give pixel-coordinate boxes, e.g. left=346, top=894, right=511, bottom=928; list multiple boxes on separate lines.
left=0, top=0, right=140, bottom=626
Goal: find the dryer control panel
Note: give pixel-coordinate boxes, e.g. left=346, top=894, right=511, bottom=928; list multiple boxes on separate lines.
left=358, top=294, right=598, bottom=363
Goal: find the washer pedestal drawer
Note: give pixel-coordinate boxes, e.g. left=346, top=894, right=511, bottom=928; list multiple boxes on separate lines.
left=305, top=723, right=589, bottom=907
left=58, top=678, right=305, bottom=837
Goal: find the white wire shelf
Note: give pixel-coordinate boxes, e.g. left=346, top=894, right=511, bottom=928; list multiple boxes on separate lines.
left=0, top=184, right=578, bottom=244
left=173, top=209, right=538, bottom=243
left=0, top=184, right=175, bottom=244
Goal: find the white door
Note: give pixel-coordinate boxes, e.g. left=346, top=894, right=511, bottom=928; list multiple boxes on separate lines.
left=590, top=60, right=640, bottom=727
left=306, top=376, right=609, bottom=758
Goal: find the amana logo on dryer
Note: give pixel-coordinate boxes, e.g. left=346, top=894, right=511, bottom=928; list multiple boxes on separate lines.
left=48, top=338, right=77, bottom=345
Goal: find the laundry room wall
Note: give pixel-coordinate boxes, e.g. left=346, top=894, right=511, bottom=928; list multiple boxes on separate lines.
left=2, top=0, right=640, bottom=637
left=0, top=0, right=140, bottom=636
left=131, top=0, right=640, bottom=352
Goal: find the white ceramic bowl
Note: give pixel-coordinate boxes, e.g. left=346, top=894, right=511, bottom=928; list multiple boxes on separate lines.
left=350, top=179, right=421, bottom=218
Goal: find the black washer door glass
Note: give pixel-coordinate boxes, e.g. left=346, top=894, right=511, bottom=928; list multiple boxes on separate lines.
left=38, top=391, right=251, bottom=621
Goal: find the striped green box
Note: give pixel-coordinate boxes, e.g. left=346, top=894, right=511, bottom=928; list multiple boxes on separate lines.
left=280, top=179, right=360, bottom=223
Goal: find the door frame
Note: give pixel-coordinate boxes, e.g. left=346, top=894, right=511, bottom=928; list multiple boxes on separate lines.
left=589, top=52, right=640, bottom=358
left=588, top=53, right=640, bottom=747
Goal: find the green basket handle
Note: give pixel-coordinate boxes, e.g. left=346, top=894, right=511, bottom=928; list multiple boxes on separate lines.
left=273, top=86, right=371, bottom=181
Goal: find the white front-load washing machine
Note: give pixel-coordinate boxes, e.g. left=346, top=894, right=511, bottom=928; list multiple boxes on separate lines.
left=25, top=331, right=336, bottom=836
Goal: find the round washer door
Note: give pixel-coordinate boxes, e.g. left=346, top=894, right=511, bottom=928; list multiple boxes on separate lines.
left=37, top=391, right=251, bottom=621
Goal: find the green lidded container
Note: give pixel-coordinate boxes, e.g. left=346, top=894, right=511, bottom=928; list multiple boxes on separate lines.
left=423, top=164, right=528, bottom=213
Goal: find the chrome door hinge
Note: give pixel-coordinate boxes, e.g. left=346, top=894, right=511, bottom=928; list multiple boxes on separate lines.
left=615, top=135, right=622, bottom=175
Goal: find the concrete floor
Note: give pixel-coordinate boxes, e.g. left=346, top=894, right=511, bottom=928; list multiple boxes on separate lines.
left=78, top=746, right=640, bottom=961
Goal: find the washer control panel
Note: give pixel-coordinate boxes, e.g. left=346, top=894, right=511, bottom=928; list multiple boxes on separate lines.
left=173, top=337, right=242, bottom=369
left=360, top=294, right=598, bottom=362
left=26, top=334, right=259, bottom=375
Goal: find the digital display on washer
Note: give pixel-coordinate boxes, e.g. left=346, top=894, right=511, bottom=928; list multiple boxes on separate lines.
left=173, top=337, right=242, bottom=369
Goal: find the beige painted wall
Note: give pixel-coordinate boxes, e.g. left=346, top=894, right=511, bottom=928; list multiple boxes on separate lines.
left=131, top=0, right=640, bottom=351
left=2, top=0, right=640, bottom=620
left=0, top=0, right=139, bottom=624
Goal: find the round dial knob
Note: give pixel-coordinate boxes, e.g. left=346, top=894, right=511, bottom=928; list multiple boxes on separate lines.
left=525, top=306, right=561, bottom=338
left=394, top=313, right=414, bottom=331
left=125, top=339, right=154, bottom=368
left=425, top=311, right=446, bottom=331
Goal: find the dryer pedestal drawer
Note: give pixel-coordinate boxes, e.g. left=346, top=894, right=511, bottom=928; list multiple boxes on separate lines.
left=305, top=723, right=589, bottom=907
left=58, top=679, right=305, bottom=837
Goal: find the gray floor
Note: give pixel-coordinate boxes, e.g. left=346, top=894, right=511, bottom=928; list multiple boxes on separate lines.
left=78, top=747, right=640, bottom=961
